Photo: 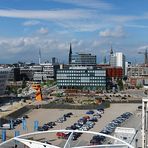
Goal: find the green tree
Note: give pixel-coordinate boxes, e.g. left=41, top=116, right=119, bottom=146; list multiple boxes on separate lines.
left=22, top=80, right=27, bottom=89
left=117, top=79, right=124, bottom=91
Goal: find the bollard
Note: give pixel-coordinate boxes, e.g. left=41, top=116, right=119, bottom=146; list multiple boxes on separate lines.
left=22, top=119, right=27, bottom=131
left=14, top=131, right=20, bottom=137
left=1, top=130, right=6, bottom=142
left=34, top=120, right=39, bottom=131
left=14, top=131, right=20, bottom=146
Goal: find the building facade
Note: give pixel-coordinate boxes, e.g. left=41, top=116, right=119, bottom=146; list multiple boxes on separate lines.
left=106, top=67, right=123, bottom=79
left=110, top=52, right=125, bottom=76
left=57, top=67, right=106, bottom=90
left=32, top=63, right=60, bottom=82
left=0, top=68, right=11, bottom=95
left=71, top=53, right=96, bottom=66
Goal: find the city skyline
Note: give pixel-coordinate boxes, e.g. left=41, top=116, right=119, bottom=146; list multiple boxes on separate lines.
left=0, top=0, right=148, bottom=64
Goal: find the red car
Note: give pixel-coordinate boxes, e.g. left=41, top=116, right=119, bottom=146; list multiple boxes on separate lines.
left=56, top=132, right=70, bottom=139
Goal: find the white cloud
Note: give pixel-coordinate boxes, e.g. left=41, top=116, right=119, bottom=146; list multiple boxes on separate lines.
left=51, top=0, right=113, bottom=10
left=37, top=27, right=49, bottom=35
left=125, top=24, right=148, bottom=29
left=0, top=9, right=94, bottom=20
left=99, top=26, right=125, bottom=38
left=92, top=40, right=107, bottom=47
left=57, top=21, right=102, bottom=32
left=0, top=36, right=70, bottom=63
left=0, top=8, right=148, bottom=33
left=138, top=45, right=148, bottom=50
left=23, top=20, right=41, bottom=26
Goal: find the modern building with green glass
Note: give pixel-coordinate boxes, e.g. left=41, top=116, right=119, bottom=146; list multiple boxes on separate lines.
left=57, top=67, right=106, bottom=90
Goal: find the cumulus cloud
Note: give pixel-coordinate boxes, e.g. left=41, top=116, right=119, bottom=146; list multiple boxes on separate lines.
left=23, top=20, right=41, bottom=26
left=99, top=26, right=125, bottom=38
left=37, top=27, right=49, bottom=35
left=0, top=36, right=71, bottom=63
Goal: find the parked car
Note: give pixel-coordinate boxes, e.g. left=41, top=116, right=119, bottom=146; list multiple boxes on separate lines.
left=89, top=117, right=98, bottom=122
left=37, top=126, right=44, bottom=131
left=22, top=115, right=29, bottom=119
left=86, top=110, right=94, bottom=114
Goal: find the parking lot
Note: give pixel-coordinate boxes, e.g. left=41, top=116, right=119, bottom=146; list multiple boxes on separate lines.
left=0, top=103, right=141, bottom=147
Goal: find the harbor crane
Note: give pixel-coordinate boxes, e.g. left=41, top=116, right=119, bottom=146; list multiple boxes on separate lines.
left=138, top=49, right=148, bottom=64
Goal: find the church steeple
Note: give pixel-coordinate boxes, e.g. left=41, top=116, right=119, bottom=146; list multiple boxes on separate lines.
left=110, top=45, right=113, bottom=55
left=69, top=43, right=72, bottom=64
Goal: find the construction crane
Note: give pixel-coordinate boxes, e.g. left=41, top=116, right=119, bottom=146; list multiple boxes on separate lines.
left=138, top=49, right=148, bottom=64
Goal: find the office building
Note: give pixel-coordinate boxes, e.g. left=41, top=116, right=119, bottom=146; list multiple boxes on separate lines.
left=0, top=68, right=11, bottom=95
left=57, top=67, right=106, bottom=90
left=71, top=53, right=96, bottom=66
left=110, top=48, right=125, bottom=76
left=33, top=63, right=60, bottom=82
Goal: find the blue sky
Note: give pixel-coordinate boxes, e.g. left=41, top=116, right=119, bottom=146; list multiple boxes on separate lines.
left=0, top=0, right=148, bottom=64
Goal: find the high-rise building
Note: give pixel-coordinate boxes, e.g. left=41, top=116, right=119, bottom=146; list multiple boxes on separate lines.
left=110, top=48, right=126, bottom=76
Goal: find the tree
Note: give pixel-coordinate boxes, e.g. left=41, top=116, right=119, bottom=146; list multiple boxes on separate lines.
left=22, top=80, right=27, bottom=89
left=117, top=79, right=124, bottom=91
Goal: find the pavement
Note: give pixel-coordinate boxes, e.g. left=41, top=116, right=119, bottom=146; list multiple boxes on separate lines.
left=0, top=103, right=142, bottom=147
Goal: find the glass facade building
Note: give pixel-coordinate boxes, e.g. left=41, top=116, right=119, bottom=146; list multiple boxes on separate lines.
left=57, top=68, right=106, bottom=90
left=0, top=68, right=11, bottom=95
left=71, top=53, right=96, bottom=66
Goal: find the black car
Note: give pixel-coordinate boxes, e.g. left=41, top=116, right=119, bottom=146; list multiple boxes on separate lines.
left=22, top=115, right=29, bottom=119
left=37, top=126, right=44, bottom=131
left=89, top=117, right=98, bottom=122
left=64, top=113, right=71, bottom=118
left=67, top=112, right=73, bottom=116
left=90, top=138, right=102, bottom=145
left=42, top=125, right=49, bottom=131
left=46, top=122, right=56, bottom=126
left=72, top=133, right=82, bottom=140
left=44, top=124, right=53, bottom=129
left=71, top=125, right=77, bottom=130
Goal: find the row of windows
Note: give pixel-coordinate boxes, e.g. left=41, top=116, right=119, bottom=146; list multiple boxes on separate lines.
left=71, top=58, right=96, bottom=61
left=58, top=70, right=106, bottom=73
left=0, top=71, right=9, bottom=74
left=57, top=80, right=106, bottom=84
left=57, top=73, right=105, bottom=77
left=58, top=83, right=105, bottom=86
left=57, top=80, right=106, bottom=83
left=0, top=76, right=7, bottom=79
left=57, top=76, right=105, bottom=79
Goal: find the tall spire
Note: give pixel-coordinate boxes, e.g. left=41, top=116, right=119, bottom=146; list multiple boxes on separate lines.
left=39, top=49, right=41, bottom=64
left=110, top=45, right=113, bottom=55
left=69, top=43, right=72, bottom=64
